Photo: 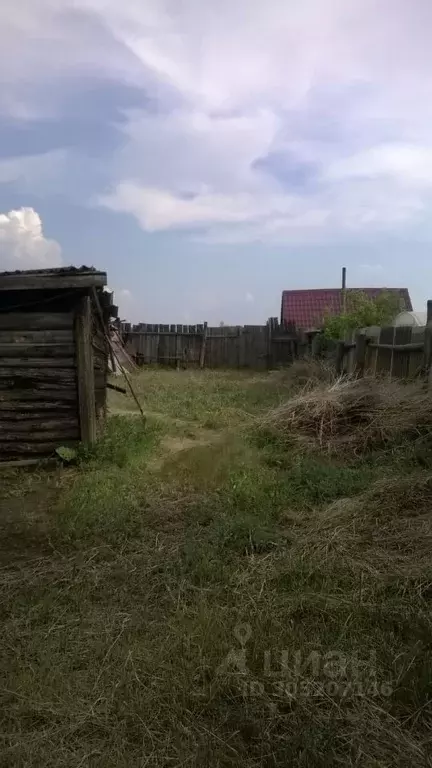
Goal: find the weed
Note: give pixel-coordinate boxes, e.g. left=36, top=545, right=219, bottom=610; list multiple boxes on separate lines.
left=81, top=414, right=161, bottom=467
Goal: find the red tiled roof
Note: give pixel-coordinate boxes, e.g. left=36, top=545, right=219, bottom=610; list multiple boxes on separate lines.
left=281, top=288, right=412, bottom=330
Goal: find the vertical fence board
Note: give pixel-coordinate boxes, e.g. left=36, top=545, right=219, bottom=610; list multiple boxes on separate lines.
left=267, top=321, right=273, bottom=369
left=393, top=327, right=412, bottom=378
left=75, top=296, right=96, bottom=446
left=409, top=327, right=425, bottom=378
left=238, top=327, right=246, bottom=367
left=375, top=326, right=395, bottom=376
left=354, top=331, right=367, bottom=375
left=365, top=327, right=379, bottom=374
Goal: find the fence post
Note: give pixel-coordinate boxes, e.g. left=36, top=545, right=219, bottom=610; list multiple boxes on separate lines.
left=355, top=332, right=367, bottom=376
left=75, top=295, right=96, bottom=447
left=267, top=318, right=273, bottom=369
left=199, top=322, right=208, bottom=369
left=336, top=340, right=345, bottom=375
left=424, top=300, right=432, bottom=386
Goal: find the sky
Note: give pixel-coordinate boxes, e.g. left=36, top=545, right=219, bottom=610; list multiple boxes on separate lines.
left=1, top=0, right=432, bottom=323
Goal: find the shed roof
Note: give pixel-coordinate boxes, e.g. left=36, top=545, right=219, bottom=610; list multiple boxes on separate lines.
left=0, top=266, right=107, bottom=292
left=281, top=287, right=412, bottom=330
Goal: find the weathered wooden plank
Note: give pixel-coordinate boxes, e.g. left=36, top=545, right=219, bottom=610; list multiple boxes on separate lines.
left=0, top=272, right=106, bottom=291
left=125, top=331, right=203, bottom=337
left=0, top=383, right=76, bottom=398
left=238, top=328, right=247, bottom=368
left=0, top=406, right=76, bottom=417
left=424, top=319, right=432, bottom=380
left=0, top=313, right=73, bottom=331
left=354, top=332, right=367, bottom=375
left=0, top=358, right=75, bottom=369
left=100, top=291, right=113, bottom=308
left=408, top=327, right=425, bottom=378
left=0, top=330, right=73, bottom=343
left=0, top=368, right=76, bottom=379
left=0, top=458, right=54, bottom=468
left=75, top=295, right=96, bottom=446
left=91, top=286, right=114, bottom=378
left=267, top=320, right=273, bottom=369
left=197, top=333, right=244, bottom=339
left=0, top=418, right=78, bottom=431
left=0, top=429, right=80, bottom=442
left=0, top=344, right=75, bottom=358
left=200, top=322, right=208, bottom=368
left=368, top=342, right=423, bottom=351
left=0, top=441, right=78, bottom=455
left=393, top=327, right=413, bottom=379
left=364, top=327, right=380, bottom=374
left=376, top=326, right=395, bottom=376
left=335, top=340, right=346, bottom=375
left=0, top=390, right=77, bottom=402
left=271, top=335, right=302, bottom=342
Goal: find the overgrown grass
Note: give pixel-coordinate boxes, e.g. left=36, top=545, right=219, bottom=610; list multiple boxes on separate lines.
left=108, top=368, right=291, bottom=427
left=0, top=368, right=431, bottom=766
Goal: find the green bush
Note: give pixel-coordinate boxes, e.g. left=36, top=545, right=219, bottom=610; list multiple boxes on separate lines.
left=323, top=290, right=401, bottom=339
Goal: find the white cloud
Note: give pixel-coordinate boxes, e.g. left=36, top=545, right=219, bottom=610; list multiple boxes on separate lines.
left=327, top=145, right=432, bottom=186
left=102, top=178, right=424, bottom=242
left=92, top=0, right=432, bottom=240
left=100, top=184, right=295, bottom=231
left=245, top=292, right=255, bottom=303
left=0, top=208, right=62, bottom=270
left=3, top=1, right=432, bottom=242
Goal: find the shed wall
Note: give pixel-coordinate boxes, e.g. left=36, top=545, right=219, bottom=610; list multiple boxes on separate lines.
left=0, top=311, right=80, bottom=460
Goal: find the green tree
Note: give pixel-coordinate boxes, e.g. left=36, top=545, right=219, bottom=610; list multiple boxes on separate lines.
left=323, top=290, right=401, bottom=340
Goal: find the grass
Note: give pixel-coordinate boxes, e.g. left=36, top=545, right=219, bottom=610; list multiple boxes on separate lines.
left=0, top=367, right=431, bottom=766
left=108, top=368, right=291, bottom=427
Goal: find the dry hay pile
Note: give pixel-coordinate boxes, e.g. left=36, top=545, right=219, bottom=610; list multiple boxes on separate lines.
left=312, top=473, right=432, bottom=577
left=260, top=376, right=432, bottom=455
left=282, top=358, right=336, bottom=387
left=267, top=358, right=336, bottom=390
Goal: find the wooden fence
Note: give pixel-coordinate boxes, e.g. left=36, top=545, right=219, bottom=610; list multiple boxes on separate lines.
left=121, top=318, right=305, bottom=369
left=335, top=323, right=429, bottom=380
left=120, top=300, right=432, bottom=378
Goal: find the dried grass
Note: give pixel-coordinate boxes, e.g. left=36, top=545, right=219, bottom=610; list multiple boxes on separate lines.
left=260, top=376, right=432, bottom=455
left=268, top=357, right=337, bottom=388
left=314, top=472, right=432, bottom=577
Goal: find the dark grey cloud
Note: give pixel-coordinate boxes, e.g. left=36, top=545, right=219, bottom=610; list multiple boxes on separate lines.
left=253, top=152, right=321, bottom=192
left=0, top=77, right=150, bottom=159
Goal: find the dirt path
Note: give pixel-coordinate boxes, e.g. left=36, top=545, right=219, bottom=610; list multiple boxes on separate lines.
left=150, top=431, right=224, bottom=470
left=110, top=405, right=228, bottom=473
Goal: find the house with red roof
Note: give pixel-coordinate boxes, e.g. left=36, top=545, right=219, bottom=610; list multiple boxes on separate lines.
left=281, top=288, right=412, bottom=331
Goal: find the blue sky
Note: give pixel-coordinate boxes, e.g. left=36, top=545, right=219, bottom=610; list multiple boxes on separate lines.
left=1, top=0, right=432, bottom=323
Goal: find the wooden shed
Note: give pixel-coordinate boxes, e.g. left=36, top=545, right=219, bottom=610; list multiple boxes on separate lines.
left=0, top=267, right=115, bottom=464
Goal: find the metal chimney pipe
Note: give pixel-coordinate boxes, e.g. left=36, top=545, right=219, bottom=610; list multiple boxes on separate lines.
left=342, top=267, right=347, bottom=312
